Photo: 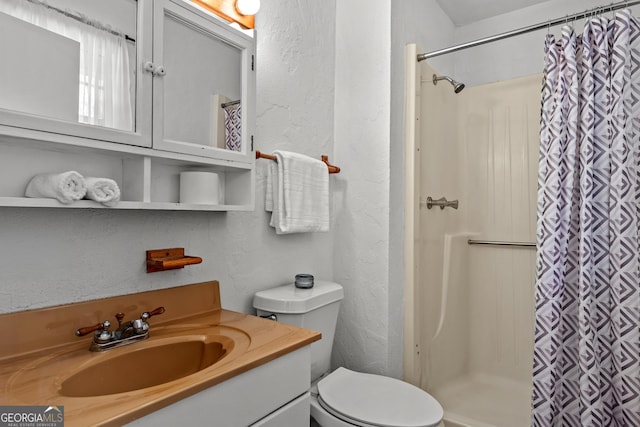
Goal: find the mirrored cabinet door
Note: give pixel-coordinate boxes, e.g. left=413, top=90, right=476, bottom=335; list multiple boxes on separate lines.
left=0, top=0, right=152, bottom=147
left=152, top=0, right=255, bottom=163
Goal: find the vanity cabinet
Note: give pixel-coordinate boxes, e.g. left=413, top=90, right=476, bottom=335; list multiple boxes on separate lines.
left=0, top=0, right=255, bottom=211
left=126, top=346, right=312, bottom=426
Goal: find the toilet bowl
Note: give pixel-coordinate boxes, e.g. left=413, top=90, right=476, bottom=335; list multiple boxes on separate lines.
left=253, top=280, right=444, bottom=427
left=311, top=367, right=443, bottom=427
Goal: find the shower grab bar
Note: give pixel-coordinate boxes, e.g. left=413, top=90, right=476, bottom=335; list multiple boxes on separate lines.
left=468, top=239, right=536, bottom=248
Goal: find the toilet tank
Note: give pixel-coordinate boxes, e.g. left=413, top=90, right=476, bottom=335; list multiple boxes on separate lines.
left=253, top=281, right=344, bottom=382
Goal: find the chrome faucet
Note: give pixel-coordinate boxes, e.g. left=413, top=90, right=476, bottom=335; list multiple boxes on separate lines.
left=76, top=307, right=165, bottom=352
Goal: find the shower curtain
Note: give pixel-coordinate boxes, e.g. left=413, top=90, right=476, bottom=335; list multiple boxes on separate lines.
left=532, top=10, right=640, bottom=427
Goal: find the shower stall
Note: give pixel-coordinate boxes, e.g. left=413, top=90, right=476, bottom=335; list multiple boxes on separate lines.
left=403, top=43, right=540, bottom=427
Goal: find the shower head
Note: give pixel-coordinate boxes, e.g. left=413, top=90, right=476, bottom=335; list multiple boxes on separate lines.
left=432, top=74, right=465, bottom=94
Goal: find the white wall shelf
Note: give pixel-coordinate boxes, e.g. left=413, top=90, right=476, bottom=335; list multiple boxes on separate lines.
left=0, top=198, right=253, bottom=211
left=0, top=128, right=254, bottom=211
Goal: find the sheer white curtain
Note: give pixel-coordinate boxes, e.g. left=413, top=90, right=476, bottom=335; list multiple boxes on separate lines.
left=0, top=0, right=133, bottom=131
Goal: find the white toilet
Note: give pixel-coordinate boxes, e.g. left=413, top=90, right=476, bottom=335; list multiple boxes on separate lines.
left=253, top=280, right=444, bottom=427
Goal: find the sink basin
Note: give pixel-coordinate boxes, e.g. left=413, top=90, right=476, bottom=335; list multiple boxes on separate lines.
left=60, top=335, right=234, bottom=397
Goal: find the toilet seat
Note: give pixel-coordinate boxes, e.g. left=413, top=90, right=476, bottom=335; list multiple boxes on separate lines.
left=316, top=367, right=443, bottom=427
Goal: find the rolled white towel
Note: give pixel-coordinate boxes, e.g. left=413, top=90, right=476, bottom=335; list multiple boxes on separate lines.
left=84, top=177, right=121, bottom=207
left=25, top=171, right=87, bottom=204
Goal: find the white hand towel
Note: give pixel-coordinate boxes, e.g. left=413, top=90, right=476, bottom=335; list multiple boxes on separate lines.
left=270, top=150, right=329, bottom=234
left=25, top=171, right=87, bottom=204
left=265, top=161, right=277, bottom=213
left=84, top=177, right=121, bottom=207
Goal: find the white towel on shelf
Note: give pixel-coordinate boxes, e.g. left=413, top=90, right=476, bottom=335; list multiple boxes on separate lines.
left=84, top=177, right=121, bottom=207
left=266, top=150, right=329, bottom=234
left=25, top=171, right=87, bottom=204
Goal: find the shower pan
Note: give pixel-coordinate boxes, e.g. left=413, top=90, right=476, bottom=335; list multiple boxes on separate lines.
left=403, top=44, right=540, bottom=427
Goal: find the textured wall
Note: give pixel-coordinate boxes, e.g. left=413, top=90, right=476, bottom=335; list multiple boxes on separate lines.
left=0, top=0, right=433, bottom=382
left=332, top=0, right=393, bottom=376
left=255, top=0, right=335, bottom=155
left=0, top=0, right=336, bottom=316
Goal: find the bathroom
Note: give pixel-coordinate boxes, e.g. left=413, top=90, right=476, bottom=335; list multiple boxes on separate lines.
left=1, top=0, right=639, bottom=425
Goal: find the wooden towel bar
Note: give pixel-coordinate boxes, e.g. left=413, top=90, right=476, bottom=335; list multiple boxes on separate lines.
left=255, top=150, right=341, bottom=174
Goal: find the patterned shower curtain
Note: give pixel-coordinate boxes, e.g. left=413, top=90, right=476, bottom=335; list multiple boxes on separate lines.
left=531, top=10, right=640, bottom=427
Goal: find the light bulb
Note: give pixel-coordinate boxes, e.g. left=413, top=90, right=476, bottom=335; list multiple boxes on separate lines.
left=235, top=0, right=260, bottom=16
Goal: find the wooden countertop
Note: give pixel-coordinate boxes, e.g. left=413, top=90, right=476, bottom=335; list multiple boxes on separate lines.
left=0, top=281, right=321, bottom=426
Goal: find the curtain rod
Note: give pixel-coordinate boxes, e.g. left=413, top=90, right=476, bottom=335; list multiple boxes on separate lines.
left=25, top=0, right=136, bottom=43
left=417, top=0, right=640, bottom=61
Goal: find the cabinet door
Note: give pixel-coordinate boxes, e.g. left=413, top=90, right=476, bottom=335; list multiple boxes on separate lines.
left=152, top=0, right=255, bottom=163
left=0, top=0, right=152, bottom=147
left=250, top=393, right=311, bottom=427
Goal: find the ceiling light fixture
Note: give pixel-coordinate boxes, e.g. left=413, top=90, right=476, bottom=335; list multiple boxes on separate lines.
left=235, top=0, right=260, bottom=16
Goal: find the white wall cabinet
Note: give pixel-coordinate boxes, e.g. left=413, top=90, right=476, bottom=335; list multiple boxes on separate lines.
left=0, top=0, right=255, bottom=211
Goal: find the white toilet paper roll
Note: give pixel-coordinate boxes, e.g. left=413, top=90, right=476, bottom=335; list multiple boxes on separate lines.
left=179, top=171, right=220, bottom=204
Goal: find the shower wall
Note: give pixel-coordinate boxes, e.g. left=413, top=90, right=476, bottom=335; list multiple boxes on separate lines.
left=416, top=62, right=540, bottom=409
left=416, top=62, right=464, bottom=391
left=459, top=76, right=539, bottom=383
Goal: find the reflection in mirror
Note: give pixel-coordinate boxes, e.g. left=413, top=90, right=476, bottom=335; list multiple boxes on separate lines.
left=211, top=94, right=241, bottom=151
left=0, top=0, right=136, bottom=131
left=221, top=99, right=241, bottom=151
left=162, top=8, right=242, bottom=152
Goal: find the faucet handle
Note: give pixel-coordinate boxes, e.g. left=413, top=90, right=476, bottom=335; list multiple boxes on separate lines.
left=94, top=320, right=113, bottom=343
left=76, top=323, right=103, bottom=337
left=134, top=307, right=165, bottom=334
left=75, top=320, right=111, bottom=337
left=141, top=306, right=165, bottom=321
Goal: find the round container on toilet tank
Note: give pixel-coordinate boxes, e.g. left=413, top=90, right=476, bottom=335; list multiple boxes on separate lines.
left=295, top=274, right=314, bottom=289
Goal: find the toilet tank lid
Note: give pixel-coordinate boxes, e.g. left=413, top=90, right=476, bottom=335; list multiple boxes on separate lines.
left=253, top=281, right=344, bottom=314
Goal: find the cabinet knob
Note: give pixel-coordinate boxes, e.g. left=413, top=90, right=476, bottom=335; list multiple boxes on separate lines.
left=143, top=61, right=156, bottom=74
left=143, top=61, right=166, bottom=77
